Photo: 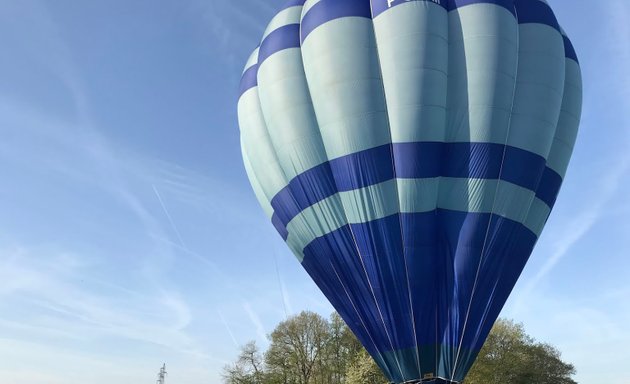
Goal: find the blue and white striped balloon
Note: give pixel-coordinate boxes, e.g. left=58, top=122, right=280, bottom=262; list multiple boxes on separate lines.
left=238, top=0, right=581, bottom=382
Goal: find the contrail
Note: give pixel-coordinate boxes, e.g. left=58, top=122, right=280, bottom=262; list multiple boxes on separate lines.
left=243, top=302, right=268, bottom=343
left=218, top=309, right=240, bottom=348
left=152, top=184, right=187, bottom=249
left=273, top=251, right=290, bottom=319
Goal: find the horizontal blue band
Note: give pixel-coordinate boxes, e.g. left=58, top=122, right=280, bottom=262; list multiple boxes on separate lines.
left=238, top=64, right=258, bottom=98
left=514, top=0, right=560, bottom=32
left=301, top=209, right=537, bottom=381
left=448, top=0, right=515, bottom=16
left=301, top=0, right=372, bottom=43
left=563, top=35, right=579, bottom=63
left=536, top=166, right=563, bottom=208
left=371, top=0, right=448, bottom=18
left=270, top=142, right=562, bottom=233
left=259, top=24, right=301, bottom=66
left=272, top=213, right=289, bottom=240
left=280, top=0, right=306, bottom=11
left=304, top=0, right=564, bottom=38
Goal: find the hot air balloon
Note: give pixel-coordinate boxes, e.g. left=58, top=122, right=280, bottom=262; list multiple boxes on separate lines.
left=237, top=0, right=582, bottom=382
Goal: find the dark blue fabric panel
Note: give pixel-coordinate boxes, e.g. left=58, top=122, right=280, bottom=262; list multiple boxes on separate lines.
left=281, top=0, right=306, bottom=11
left=400, top=212, right=444, bottom=375
left=448, top=0, right=515, bottom=16
left=536, top=166, right=563, bottom=208
left=371, top=0, right=448, bottom=18
left=270, top=142, right=554, bottom=233
left=270, top=161, right=337, bottom=227
left=514, top=0, right=560, bottom=32
left=563, top=34, right=579, bottom=63
left=501, top=146, right=547, bottom=190
left=421, top=210, right=536, bottom=381
left=369, top=0, right=518, bottom=18
left=451, top=215, right=537, bottom=380
left=396, top=142, right=546, bottom=187
left=441, top=143, right=504, bottom=179
left=301, top=209, right=538, bottom=382
left=306, top=0, right=517, bottom=27
left=301, top=223, right=399, bottom=381
left=349, top=214, right=416, bottom=373
left=258, top=24, right=301, bottom=66
left=272, top=213, right=289, bottom=240
left=393, top=142, right=445, bottom=178
left=300, top=0, right=372, bottom=43
left=330, top=144, right=395, bottom=190
left=435, top=210, right=490, bottom=375
left=238, top=64, right=258, bottom=98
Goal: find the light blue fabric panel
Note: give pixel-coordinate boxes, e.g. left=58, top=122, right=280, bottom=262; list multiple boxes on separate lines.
left=506, top=24, right=565, bottom=157
left=238, top=50, right=297, bottom=251
left=546, top=59, right=582, bottom=175
left=243, top=48, right=259, bottom=74
left=491, top=6, right=565, bottom=229
left=446, top=4, right=518, bottom=144
left=442, top=3, right=519, bottom=255
left=525, top=34, right=582, bottom=237
left=523, top=196, right=551, bottom=237
left=262, top=6, right=304, bottom=40
left=299, top=3, right=400, bottom=259
left=238, top=88, right=288, bottom=200
left=286, top=180, right=398, bottom=243
left=257, top=2, right=359, bottom=261
left=284, top=177, right=553, bottom=259
left=301, top=18, right=392, bottom=159
left=372, top=1, right=448, bottom=144
left=242, top=141, right=274, bottom=219
left=257, top=18, right=325, bottom=180
left=302, top=0, right=323, bottom=17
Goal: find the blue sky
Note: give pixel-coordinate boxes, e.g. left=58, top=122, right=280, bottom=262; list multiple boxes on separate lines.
left=0, top=0, right=628, bottom=383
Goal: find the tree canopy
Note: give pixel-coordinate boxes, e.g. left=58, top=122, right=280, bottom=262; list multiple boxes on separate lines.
left=465, top=319, right=576, bottom=384
left=223, top=313, right=575, bottom=384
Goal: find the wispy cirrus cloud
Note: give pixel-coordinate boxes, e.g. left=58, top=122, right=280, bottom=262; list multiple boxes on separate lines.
left=243, top=301, right=269, bottom=343
left=187, top=0, right=279, bottom=70
left=521, top=153, right=630, bottom=296
left=518, top=0, right=630, bottom=296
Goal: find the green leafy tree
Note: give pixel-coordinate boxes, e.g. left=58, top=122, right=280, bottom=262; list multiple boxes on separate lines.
left=265, top=311, right=331, bottom=384
left=345, top=349, right=387, bottom=384
left=222, top=341, right=266, bottom=384
left=223, top=315, right=576, bottom=384
left=465, top=319, right=576, bottom=384
left=324, top=313, right=364, bottom=383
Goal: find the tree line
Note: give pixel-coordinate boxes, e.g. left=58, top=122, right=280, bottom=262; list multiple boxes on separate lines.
left=223, top=311, right=576, bottom=384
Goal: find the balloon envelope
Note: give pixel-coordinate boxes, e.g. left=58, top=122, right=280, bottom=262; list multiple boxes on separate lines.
left=238, top=0, right=582, bottom=382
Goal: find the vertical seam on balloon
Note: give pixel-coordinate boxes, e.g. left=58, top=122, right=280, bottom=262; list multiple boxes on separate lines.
left=369, top=1, right=423, bottom=381
left=437, top=2, right=452, bottom=377
left=297, top=5, right=403, bottom=379
left=329, top=261, right=396, bottom=380
left=438, top=3, right=457, bottom=377
left=324, top=19, right=407, bottom=384
left=449, top=3, right=520, bottom=381
left=293, top=0, right=381, bottom=357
